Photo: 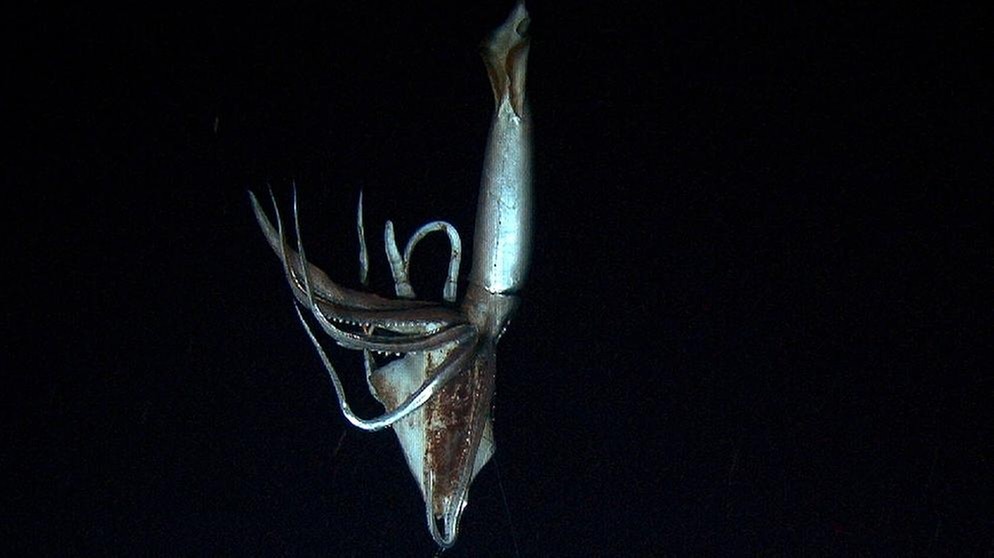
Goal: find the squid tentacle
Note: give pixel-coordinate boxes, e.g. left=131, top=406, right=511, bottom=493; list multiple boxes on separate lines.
left=290, top=189, right=475, bottom=353
left=251, top=191, right=430, bottom=312
left=294, top=301, right=480, bottom=432
left=357, top=190, right=369, bottom=287
left=301, top=297, right=462, bottom=331
left=384, top=220, right=415, bottom=300
left=405, top=222, right=461, bottom=303
left=357, top=198, right=380, bottom=389
left=313, top=312, right=476, bottom=353
left=274, top=191, right=482, bottom=432
left=251, top=191, right=467, bottom=329
left=385, top=220, right=462, bottom=303
left=251, top=2, right=532, bottom=547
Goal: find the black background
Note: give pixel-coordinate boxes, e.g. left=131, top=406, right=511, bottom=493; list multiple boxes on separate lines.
left=7, top=2, right=991, bottom=555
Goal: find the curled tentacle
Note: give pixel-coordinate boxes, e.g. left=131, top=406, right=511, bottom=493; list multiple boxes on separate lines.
left=386, top=220, right=463, bottom=303
left=288, top=190, right=476, bottom=353
left=251, top=191, right=416, bottom=310
left=294, top=302, right=480, bottom=432
left=250, top=191, right=466, bottom=329
left=404, top=221, right=462, bottom=303
left=276, top=189, right=483, bottom=431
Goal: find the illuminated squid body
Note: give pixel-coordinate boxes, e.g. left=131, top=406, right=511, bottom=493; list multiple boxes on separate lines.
left=250, top=2, right=532, bottom=548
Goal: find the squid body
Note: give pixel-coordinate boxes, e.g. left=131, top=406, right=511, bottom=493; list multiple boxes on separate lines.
left=250, top=2, right=532, bottom=548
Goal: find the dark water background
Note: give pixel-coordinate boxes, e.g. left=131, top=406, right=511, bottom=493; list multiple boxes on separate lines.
left=6, top=2, right=990, bottom=555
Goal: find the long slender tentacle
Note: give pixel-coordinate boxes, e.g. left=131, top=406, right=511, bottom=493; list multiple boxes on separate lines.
left=357, top=190, right=369, bottom=287
left=267, top=189, right=480, bottom=431
left=251, top=191, right=426, bottom=312
left=362, top=345, right=378, bottom=385
left=305, top=297, right=462, bottom=331
left=250, top=191, right=466, bottom=328
left=294, top=302, right=479, bottom=431
left=316, top=318, right=476, bottom=353
left=357, top=192, right=378, bottom=387
left=288, top=191, right=476, bottom=353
